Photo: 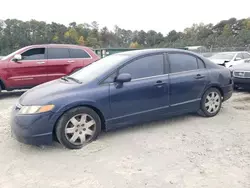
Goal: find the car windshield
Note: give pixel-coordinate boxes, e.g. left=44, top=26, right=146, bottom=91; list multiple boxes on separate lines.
left=69, top=54, right=129, bottom=83
left=1, top=48, right=24, bottom=60
left=210, top=53, right=235, bottom=61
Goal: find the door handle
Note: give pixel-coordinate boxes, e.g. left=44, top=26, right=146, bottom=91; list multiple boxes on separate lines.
left=154, top=80, right=165, bottom=88
left=67, top=60, right=75, bottom=63
left=195, top=74, right=205, bottom=79
left=37, top=61, right=45, bottom=64
left=156, top=80, right=162, bottom=84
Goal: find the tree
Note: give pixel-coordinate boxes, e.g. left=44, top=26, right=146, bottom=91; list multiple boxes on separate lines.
left=64, top=28, right=79, bottom=44
left=1, top=17, right=250, bottom=55
left=129, top=42, right=140, bottom=48
left=78, top=36, right=85, bottom=45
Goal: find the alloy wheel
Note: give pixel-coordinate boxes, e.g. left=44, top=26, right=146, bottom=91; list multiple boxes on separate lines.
left=65, top=114, right=96, bottom=145
left=205, top=91, right=221, bottom=113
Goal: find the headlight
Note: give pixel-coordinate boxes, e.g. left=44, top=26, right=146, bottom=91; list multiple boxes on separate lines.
left=19, top=105, right=55, bottom=114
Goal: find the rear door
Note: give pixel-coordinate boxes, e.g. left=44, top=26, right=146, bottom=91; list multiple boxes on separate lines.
left=47, top=48, right=73, bottom=81
left=7, top=47, right=48, bottom=88
left=69, top=48, right=92, bottom=72
left=168, top=52, right=208, bottom=112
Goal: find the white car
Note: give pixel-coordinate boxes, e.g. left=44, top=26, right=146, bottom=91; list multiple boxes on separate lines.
left=208, top=51, right=250, bottom=68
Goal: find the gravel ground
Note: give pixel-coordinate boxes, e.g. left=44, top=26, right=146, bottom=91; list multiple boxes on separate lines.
left=0, top=91, right=250, bottom=188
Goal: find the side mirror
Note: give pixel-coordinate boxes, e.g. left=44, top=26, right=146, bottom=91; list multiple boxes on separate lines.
left=115, top=73, right=132, bottom=83
left=235, top=57, right=242, bottom=61
left=13, top=54, right=22, bottom=62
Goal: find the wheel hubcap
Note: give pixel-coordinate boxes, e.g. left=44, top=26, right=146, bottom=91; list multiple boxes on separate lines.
left=205, top=92, right=221, bottom=113
left=65, top=114, right=96, bottom=145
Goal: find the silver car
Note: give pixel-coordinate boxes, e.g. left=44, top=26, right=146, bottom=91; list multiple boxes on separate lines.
left=209, top=51, right=250, bottom=68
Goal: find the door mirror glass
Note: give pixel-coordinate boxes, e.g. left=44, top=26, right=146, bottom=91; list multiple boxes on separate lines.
left=115, top=73, right=132, bottom=83
left=235, top=57, right=242, bottom=61
left=13, top=54, right=22, bottom=62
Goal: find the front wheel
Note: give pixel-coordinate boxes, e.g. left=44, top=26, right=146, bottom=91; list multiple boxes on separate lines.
left=55, top=107, right=101, bottom=149
left=198, top=88, right=222, bottom=117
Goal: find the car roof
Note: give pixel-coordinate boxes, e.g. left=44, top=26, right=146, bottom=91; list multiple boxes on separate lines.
left=24, top=44, right=90, bottom=49
left=217, top=51, right=249, bottom=54
left=117, top=48, right=202, bottom=57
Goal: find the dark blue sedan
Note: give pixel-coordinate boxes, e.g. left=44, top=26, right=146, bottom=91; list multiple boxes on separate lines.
left=11, top=49, right=233, bottom=149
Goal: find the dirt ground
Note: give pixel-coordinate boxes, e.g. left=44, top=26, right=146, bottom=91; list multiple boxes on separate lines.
left=0, top=91, right=249, bottom=188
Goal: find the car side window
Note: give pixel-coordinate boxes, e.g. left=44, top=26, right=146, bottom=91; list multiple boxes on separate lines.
left=48, top=48, right=70, bottom=59
left=119, top=54, right=164, bottom=80
left=169, top=53, right=198, bottom=73
left=69, top=48, right=91, bottom=58
left=197, top=58, right=205, bottom=69
left=21, top=48, right=45, bottom=60
left=243, top=53, right=250, bottom=59
left=236, top=53, right=243, bottom=60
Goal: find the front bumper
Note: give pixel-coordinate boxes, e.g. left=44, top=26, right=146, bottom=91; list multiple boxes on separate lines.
left=10, top=107, right=55, bottom=146
left=233, top=77, right=250, bottom=88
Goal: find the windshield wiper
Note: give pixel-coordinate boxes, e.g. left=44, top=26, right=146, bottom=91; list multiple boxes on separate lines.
left=64, top=76, right=82, bottom=84
left=61, top=76, right=69, bottom=82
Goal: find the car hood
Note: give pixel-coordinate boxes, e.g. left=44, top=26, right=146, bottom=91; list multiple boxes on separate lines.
left=231, top=63, right=250, bottom=71
left=209, top=59, right=230, bottom=64
left=19, top=79, right=85, bottom=105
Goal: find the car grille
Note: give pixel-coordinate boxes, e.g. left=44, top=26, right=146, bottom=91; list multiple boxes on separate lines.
left=233, top=71, right=250, bottom=78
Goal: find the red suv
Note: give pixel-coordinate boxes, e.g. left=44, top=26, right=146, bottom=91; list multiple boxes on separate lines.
left=0, top=44, right=100, bottom=92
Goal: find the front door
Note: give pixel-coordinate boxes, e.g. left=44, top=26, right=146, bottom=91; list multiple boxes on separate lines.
left=168, top=52, right=208, bottom=112
left=7, top=47, right=48, bottom=88
left=108, top=54, right=169, bottom=126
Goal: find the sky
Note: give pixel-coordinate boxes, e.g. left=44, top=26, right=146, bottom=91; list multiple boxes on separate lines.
left=0, top=0, right=250, bottom=35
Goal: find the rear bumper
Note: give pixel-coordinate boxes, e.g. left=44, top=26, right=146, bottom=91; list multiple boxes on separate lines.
left=221, top=83, right=233, bottom=101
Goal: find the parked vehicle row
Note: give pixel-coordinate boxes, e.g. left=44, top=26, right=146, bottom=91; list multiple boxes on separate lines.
left=207, top=51, right=250, bottom=89
left=10, top=49, right=233, bottom=149
left=0, top=44, right=99, bottom=92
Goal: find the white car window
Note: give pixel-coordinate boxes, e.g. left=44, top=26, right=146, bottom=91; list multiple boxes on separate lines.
left=243, top=53, right=250, bottom=59
left=235, top=53, right=244, bottom=60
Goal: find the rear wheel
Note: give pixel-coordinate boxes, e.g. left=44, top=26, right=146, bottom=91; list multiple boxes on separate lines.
left=55, top=107, right=101, bottom=149
left=198, top=88, right=222, bottom=117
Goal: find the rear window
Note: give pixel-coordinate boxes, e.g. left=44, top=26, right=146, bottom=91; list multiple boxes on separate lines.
left=48, top=48, right=70, bottom=59
left=69, top=48, right=91, bottom=58
left=197, top=58, right=205, bottom=69
left=169, top=53, right=198, bottom=73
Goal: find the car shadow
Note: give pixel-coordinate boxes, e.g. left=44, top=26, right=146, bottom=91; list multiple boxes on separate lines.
left=0, top=91, right=26, bottom=99
left=99, top=113, right=199, bottom=140
left=13, top=113, right=200, bottom=152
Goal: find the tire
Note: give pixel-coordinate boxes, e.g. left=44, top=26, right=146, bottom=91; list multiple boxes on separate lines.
left=55, top=107, right=102, bottom=149
left=198, top=88, right=222, bottom=117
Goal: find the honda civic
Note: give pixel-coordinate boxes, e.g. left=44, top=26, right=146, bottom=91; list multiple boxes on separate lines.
left=11, top=49, right=233, bottom=149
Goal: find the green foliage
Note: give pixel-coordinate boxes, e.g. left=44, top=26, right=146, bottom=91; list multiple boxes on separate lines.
left=129, top=42, right=140, bottom=48
left=1, top=17, right=250, bottom=55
